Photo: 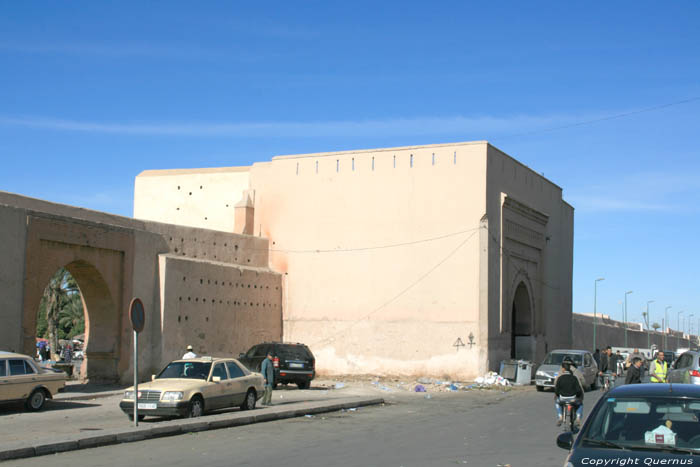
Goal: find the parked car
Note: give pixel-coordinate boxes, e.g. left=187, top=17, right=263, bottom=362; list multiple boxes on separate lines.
left=0, top=351, right=66, bottom=411
left=118, top=357, right=263, bottom=420
left=535, top=349, right=598, bottom=391
left=238, top=342, right=315, bottom=389
left=556, top=383, right=700, bottom=464
left=668, top=350, right=700, bottom=385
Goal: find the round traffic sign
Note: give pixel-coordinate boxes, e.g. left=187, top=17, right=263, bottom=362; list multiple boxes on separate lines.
left=129, top=298, right=145, bottom=333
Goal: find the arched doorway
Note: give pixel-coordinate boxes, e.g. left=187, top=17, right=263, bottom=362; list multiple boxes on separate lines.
left=511, top=281, right=533, bottom=359
left=25, top=259, right=120, bottom=382
left=36, top=268, right=86, bottom=376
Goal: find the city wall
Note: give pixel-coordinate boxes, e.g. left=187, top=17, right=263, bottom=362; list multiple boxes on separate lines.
left=133, top=141, right=576, bottom=380
left=0, top=191, right=282, bottom=383
left=572, top=313, right=697, bottom=353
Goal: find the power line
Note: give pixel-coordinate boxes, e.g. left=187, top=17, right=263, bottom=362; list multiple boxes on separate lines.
left=310, top=229, right=480, bottom=348
left=264, top=226, right=481, bottom=254
left=502, top=96, right=700, bottom=139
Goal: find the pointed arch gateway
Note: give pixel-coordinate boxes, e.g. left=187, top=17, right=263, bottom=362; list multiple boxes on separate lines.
left=25, top=259, right=121, bottom=382
left=511, top=280, right=534, bottom=359
left=22, top=215, right=134, bottom=383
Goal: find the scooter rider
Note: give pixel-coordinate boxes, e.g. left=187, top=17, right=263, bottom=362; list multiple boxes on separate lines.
left=554, top=360, right=585, bottom=427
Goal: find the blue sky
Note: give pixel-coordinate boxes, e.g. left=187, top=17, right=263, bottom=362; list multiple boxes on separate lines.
left=1, top=2, right=699, bottom=332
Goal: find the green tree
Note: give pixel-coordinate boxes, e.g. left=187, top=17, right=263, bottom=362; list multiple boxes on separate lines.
left=42, top=268, right=81, bottom=359
left=652, top=322, right=661, bottom=332
left=58, top=293, right=85, bottom=339
left=36, top=298, right=48, bottom=338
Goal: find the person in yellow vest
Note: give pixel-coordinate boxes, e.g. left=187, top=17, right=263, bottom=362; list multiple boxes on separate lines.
left=650, top=351, right=668, bottom=383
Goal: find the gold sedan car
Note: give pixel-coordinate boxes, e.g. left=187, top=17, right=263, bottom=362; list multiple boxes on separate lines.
left=0, top=351, right=67, bottom=411
left=119, top=357, right=264, bottom=420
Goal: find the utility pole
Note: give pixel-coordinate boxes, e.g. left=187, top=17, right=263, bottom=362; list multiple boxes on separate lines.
left=665, top=306, right=672, bottom=349
left=624, top=291, right=633, bottom=347
left=593, top=278, right=604, bottom=352
left=677, top=310, right=684, bottom=350
left=645, top=300, right=654, bottom=349
left=688, top=314, right=694, bottom=339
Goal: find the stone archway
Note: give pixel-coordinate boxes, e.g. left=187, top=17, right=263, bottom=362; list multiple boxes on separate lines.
left=25, top=258, right=121, bottom=382
left=511, top=281, right=534, bottom=359
left=65, top=260, right=120, bottom=381
left=21, top=215, right=133, bottom=383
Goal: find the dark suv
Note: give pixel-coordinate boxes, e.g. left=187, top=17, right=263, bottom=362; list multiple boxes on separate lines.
left=238, top=342, right=315, bottom=389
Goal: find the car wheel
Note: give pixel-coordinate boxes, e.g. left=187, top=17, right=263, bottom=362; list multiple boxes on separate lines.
left=272, top=382, right=278, bottom=389
left=240, top=389, right=256, bottom=411
left=297, top=381, right=310, bottom=390
left=590, top=379, right=597, bottom=390
left=127, top=414, right=146, bottom=422
left=535, top=385, right=544, bottom=392
left=188, top=396, right=204, bottom=418
left=26, top=389, right=46, bottom=411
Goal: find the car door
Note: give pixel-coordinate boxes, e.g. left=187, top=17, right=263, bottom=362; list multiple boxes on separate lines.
left=583, top=353, right=594, bottom=386
left=225, top=361, right=247, bottom=406
left=670, top=353, right=691, bottom=383
left=0, top=359, right=10, bottom=401
left=208, top=363, right=229, bottom=410
left=7, top=359, right=36, bottom=400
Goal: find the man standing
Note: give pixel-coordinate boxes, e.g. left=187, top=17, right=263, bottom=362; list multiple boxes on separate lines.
left=182, top=345, right=197, bottom=359
left=261, top=352, right=275, bottom=406
left=593, top=349, right=601, bottom=368
left=62, top=345, right=72, bottom=363
left=625, top=358, right=643, bottom=384
left=598, top=346, right=615, bottom=388
left=650, top=351, right=668, bottom=383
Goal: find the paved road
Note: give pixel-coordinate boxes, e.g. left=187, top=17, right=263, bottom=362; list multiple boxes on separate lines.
left=8, top=385, right=606, bottom=467
left=0, top=384, right=353, bottom=444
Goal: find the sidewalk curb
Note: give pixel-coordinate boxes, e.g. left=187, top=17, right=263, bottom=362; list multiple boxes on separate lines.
left=0, top=397, right=384, bottom=462
left=54, top=390, right=124, bottom=402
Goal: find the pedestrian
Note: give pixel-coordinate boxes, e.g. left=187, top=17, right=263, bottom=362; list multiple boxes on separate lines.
left=62, top=345, right=72, bottom=363
left=598, top=346, right=615, bottom=388
left=593, top=349, right=600, bottom=368
left=624, top=358, right=643, bottom=384
left=650, top=351, right=668, bottom=383
left=261, top=352, right=275, bottom=406
left=182, top=345, right=197, bottom=359
left=615, top=351, right=623, bottom=375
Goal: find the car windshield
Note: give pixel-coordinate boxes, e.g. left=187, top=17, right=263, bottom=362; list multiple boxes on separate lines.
left=543, top=353, right=583, bottom=366
left=157, top=361, right=212, bottom=380
left=581, top=396, right=700, bottom=452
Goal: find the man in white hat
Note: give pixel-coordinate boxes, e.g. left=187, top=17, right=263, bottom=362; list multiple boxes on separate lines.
left=182, top=345, right=197, bottom=359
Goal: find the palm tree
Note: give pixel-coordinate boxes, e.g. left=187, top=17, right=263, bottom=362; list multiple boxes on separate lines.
left=43, top=268, right=80, bottom=360
left=58, top=293, right=85, bottom=338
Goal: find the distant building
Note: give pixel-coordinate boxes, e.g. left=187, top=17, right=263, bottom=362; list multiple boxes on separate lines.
left=135, top=141, right=574, bottom=379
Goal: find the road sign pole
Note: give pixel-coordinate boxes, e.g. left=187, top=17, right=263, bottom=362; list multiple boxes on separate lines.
left=134, top=329, right=138, bottom=427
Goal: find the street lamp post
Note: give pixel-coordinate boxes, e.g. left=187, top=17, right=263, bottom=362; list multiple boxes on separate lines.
left=677, top=310, right=684, bottom=350
left=645, top=300, right=654, bottom=349
left=593, top=278, right=604, bottom=352
left=688, top=314, right=694, bottom=337
left=624, top=291, right=633, bottom=347
left=665, top=306, right=672, bottom=349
